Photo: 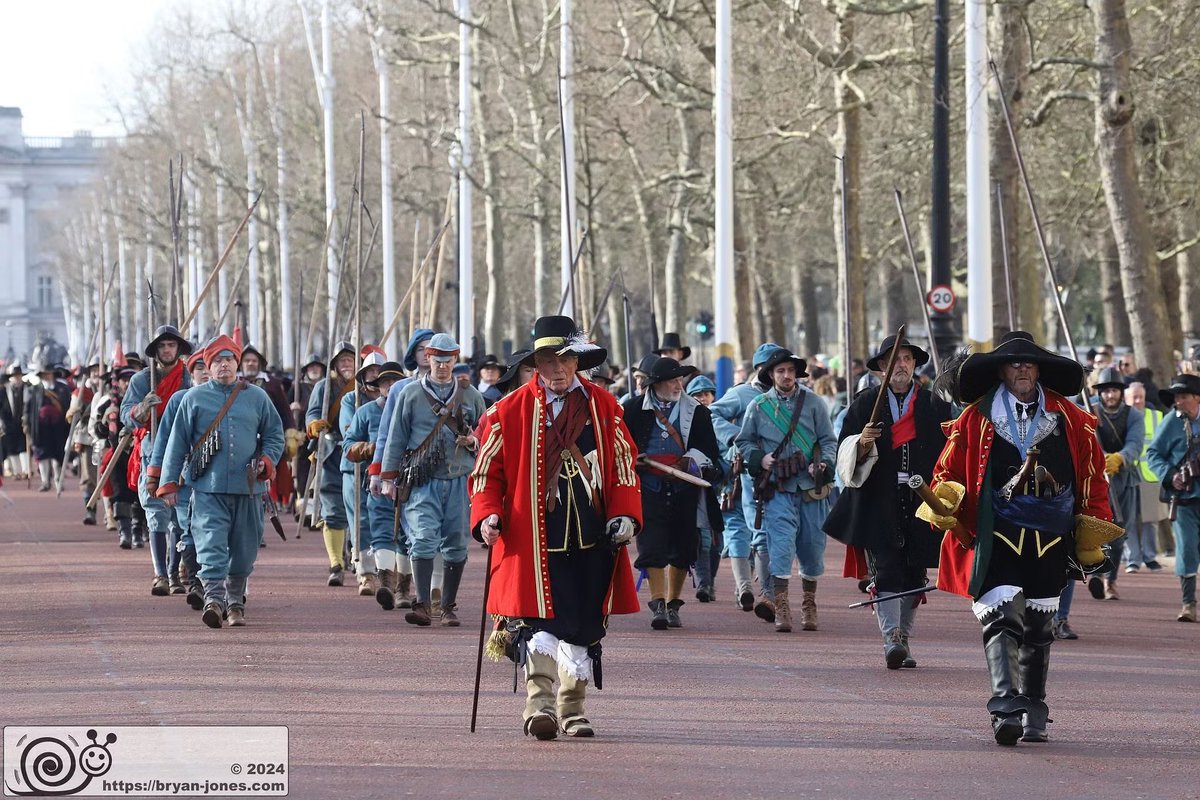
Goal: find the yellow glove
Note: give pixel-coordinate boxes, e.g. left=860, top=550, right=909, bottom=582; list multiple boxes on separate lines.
left=915, top=480, right=966, bottom=528
left=1104, top=453, right=1124, bottom=477
left=345, top=442, right=376, bottom=463
left=1075, top=514, right=1123, bottom=567
left=306, top=419, right=329, bottom=439
left=66, top=407, right=78, bottom=424
left=284, top=429, right=303, bottom=460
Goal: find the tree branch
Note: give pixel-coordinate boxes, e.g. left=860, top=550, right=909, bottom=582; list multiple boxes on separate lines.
left=1026, top=90, right=1093, bottom=127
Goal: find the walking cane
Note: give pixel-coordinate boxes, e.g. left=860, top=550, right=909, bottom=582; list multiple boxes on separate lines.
left=470, top=542, right=496, bottom=733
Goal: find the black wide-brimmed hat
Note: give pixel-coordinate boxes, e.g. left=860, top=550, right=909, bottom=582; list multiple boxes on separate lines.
left=522, top=315, right=607, bottom=372
left=866, top=334, right=930, bottom=373
left=477, top=353, right=503, bottom=372
left=240, top=342, right=269, bottom=370
left=757, top=349, right=809, bottom=386
left=645, top=357, right=693, bottom=386
left=366, top=361, right=405, bottom=386
left=124, top=352, right=146, bottom=370
left=1159, top=374, right=1200, bottom=408
left=634, top=353, right=659, bottom=376
left=145, top=325, right=193, bottom=359
left=653, top=332, right=691, bottom=361
left=1093, top=366, right=1126, bottom=393
left=496, top=348, right=533, bottom=389
left=955, top=330, right=1084, bottom=404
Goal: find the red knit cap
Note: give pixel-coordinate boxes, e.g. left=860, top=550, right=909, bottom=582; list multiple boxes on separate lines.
left=203, top=334, right=243, bottom=367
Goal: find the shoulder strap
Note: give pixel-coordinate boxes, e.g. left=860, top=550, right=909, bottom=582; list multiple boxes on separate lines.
left=651, top=405, right=687, bottom=451
left=758, top=392, right=813, bottom=456
left=773, top=392, right=806, bottom=457
left=186, top=384, right=244, bottom=465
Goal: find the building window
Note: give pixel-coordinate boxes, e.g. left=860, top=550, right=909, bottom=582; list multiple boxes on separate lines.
left=37, top=276, right=54, bottom=309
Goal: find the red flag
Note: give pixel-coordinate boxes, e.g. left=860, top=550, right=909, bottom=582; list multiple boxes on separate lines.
left=112, top=341, right=126, bottom=368
left=233, top=326, right=244, bottom=349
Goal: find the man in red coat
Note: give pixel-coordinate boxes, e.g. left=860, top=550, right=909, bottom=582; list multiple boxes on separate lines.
left=471, top=315, right=642, bottom=741
left=924, top=331, right=1118, bottom=746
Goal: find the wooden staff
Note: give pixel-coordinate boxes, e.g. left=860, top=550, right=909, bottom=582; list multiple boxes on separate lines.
left=470, top=543, right=496, bottom=733
left=381, top=217, right=452, bottom=347
left=893, top=191, right=942, bottom=374
left=180, top=190, right=263, bottom=333
left=865, top=324, right=907, bottom=428
left=425, top=190, right=455, bottom=328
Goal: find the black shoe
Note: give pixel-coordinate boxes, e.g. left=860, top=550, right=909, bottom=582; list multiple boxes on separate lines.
left=1087, top=576, right=1105, bottom=599
left=1021, top=702, right=1051, bottom=743
left=992, top=714, right=1023, bottom=746
left=901, top=656, right=917, bottom=668
left=82, top=515, right=97, bottom=526
left=119, top=537, right=132, bottom=550
left=649, top=599, right=669, bottom=630
left=1145, top=560, right=1164, bottom=572
left=885, top=633, right=908, bottom=670
left=695, top=585, right=714, bottom=603
left=738, top=590, right=754, bottom=612
left=186, top=585, right=204, bottom=610
left=327, top=566, right=344, bottom=587
left=666, top=599, right=683, bottom=628
left=202, top=602, right=225, bottom=629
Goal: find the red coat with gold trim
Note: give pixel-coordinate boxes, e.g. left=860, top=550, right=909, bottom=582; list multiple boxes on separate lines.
left=931, top=388, right=1112, bottom=598
left=469, top=375, right=643, bottom=618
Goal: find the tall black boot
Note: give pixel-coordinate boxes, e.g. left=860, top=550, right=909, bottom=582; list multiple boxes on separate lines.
left=1019, top=608, right=1055, bottom=742
left=405, top=557, right=435, bottom=626
left=439, top=560, right=465, bottom=627
left=981, top=595, right=1027, bottom=746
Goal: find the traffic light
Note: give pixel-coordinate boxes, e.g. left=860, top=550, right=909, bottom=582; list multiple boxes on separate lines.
left=695, top=310, right=714, bottom=341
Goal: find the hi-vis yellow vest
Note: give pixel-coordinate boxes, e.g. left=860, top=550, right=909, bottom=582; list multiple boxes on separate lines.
left=1134, top=406, right=1165, bottom=482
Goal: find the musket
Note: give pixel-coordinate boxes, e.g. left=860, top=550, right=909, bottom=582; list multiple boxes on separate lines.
left=636, top=455, right=712, bottom=489
left=87, top=429, right=132, bottom=510
left=168, top=158, right=183, bottom=326
left=893, top=191, right=942, bottom=374
left=988, top=61, right=1113, bottom=432
left=848, top=585, right=938, bottom=609
left=906, top=474, right=972, bottom=549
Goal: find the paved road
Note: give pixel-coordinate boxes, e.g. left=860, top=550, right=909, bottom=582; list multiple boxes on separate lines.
left=2, top=476, right=1198, bottom=799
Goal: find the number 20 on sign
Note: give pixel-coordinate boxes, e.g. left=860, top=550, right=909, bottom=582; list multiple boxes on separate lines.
left=926, top=285, right=956, bottom=313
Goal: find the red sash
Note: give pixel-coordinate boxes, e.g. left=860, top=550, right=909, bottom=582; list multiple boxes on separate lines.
left=891, top=398, right=917, bottom=448
left=128, top=361, right=186, bottom=488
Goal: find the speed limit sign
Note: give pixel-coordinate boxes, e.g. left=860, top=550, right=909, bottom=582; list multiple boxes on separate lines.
left=926, top=284, right=956, bottom=313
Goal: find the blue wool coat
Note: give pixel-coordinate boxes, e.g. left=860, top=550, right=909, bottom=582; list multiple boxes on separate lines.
left=160, top=380, right=284, bottom=496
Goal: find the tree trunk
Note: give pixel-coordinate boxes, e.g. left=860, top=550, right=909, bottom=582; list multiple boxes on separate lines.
left=800, top=270, right=821, bottom=358
left=1177, top=211, right=1198, bottom=341
left=732, top=199, right=755, bottom=362
left=1098, top=228, right=1131, bottom=346
left=832, top=10, right=867, bottom=363
left=988, top=0, right=1029, bottom=339
left=1092, top=0, right=1173, bottom=381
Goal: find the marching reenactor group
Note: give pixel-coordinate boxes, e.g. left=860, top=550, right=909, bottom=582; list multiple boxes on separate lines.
left=10, top=311, right=1200, bottom=749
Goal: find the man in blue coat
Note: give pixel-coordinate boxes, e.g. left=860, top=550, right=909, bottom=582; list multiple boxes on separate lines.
left=709, top=342, right=782, bottom=616
left=1147, top=374, right=1200, bottom=622
left=1091, top=367, right=1144, bottom=601
left=305, top=341, right=357, bottom=586
left=736, top=348, right=836, bottom=632
left=344, top=361, right=408, bottom=610
left=340, top=350, right=386, bottom=596
left=379, top=333, right=485, bottom=627
left=152, top=335, right=284, bottom=629
left=120, top=325, right=193, bottom=597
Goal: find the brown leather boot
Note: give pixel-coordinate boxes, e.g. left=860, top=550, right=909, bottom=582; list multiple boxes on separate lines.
left=800, top=579, right=818, bottom=631
left=773, top=580, right=792, bottom=633
left=405, top=602, right=433, bottom=627
left=376, top=569, right=397, bottom=610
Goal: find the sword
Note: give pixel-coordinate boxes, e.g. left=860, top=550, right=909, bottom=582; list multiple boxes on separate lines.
left=636, top=455, right=712, bottom=488
left=848, top=585, right=938, bottom=608
left=264, top=493, right=287, bottom=541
